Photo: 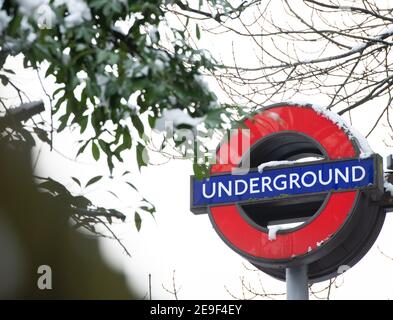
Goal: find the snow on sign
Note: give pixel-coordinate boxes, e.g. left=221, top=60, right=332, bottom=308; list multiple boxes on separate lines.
left=190, top=103, right=385, bottom=283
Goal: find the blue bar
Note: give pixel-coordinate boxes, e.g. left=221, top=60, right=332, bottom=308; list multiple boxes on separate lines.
left=192, top=158, right=375, bottom=207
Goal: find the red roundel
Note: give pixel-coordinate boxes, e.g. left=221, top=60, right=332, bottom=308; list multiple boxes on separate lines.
left=209, top=104, right=358, bottom=261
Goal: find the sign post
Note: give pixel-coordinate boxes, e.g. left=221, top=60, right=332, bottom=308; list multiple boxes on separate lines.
left=190, top=103, right=388, bottom=299
left=286, top=266, right=308, bottom=300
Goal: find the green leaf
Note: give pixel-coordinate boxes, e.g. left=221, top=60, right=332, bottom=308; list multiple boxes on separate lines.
left=54, top=95, right=67, bottom=112
left=0, top=51, right=8, bottom=69
left=134, top=212, right=142, bottom=232
left=123, top=128, right=132, bottom=149
left=107, top=190, right=119, bottom=199
left=72, top=195, right=92, bottom=208
left=98, top=139, right=110, bottom=154
left=131, top=115, right=144, bottom=138
left=113, top=128, right=131, bottom=161
left=80, top=116, right=89, bottom=133
left=106, top=214, right=113, bottom=224
left=33, top=127, right=50, bottom=144
left=196, top=24, right=201, bottom=40
left=114, top=126, right=122, bottom=145
left=126, top=181, right=138, bottom=192
left=76, top=140, right=89, bottom=157
left=45, top=64, right=55, bottom=78
left=92, top=141, right=100, bottom=161
left=57, top=113, right=70, bottom=132
left=136, top=142, right=148, bottom=171
left=108, top=209, right=126, bottom=221
left=205, top=108, right=224, bottom=128
left=85, top=175, right=103, bottom=187
left=193, top=163, right=209, bottom=180
left=140, top=205, right=155, bottom=216
left=107, top=155, right=114, bottom=174
left=0, top=74, right=9, bottom=86
left=3, top=68, right=15, bottom=74
left=148, top=114, right=156, bottom=128
left=71, top=177, right=81, bottom=187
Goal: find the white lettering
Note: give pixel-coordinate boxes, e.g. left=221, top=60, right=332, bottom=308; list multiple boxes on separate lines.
left=289, top=173, right=301, bottom=189
left=218, top=181, right=232, bottom=197
left=249, top=178, right=260, bottom=193
left=200, top=163, right=368, bottom=201
left=273, top=174, right=287, bottom=190
left=319, top=169, right=332, bottom=185
left=202, top=183, right=216, bottom=199
left=235, top=180, right=248, bottom=195
left=352, top=166, right=366, bottom=182
left=335, top=167, right=349, bottom=183
left=301, top=171, right=317, bottom=187
left=261, top=176, right=273, bottom=192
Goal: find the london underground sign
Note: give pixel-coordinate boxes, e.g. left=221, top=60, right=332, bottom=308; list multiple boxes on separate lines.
left=190, top=103, right=386, bottom=283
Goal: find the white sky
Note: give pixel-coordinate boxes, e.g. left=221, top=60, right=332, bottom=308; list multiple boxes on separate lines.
left=3, top=1, right=393, bottom=299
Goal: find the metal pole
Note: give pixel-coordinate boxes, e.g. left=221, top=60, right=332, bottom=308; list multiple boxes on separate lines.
left=286, top=265, right=309, bottom=300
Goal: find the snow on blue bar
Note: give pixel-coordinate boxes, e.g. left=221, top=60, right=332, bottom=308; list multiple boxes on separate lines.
left=192, top=158, right=375, bottom=207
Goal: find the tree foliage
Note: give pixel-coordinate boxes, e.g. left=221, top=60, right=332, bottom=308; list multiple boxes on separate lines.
left=0, top=0, right=247, bottom=235
left=1, top=0, right=229, bottom=168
